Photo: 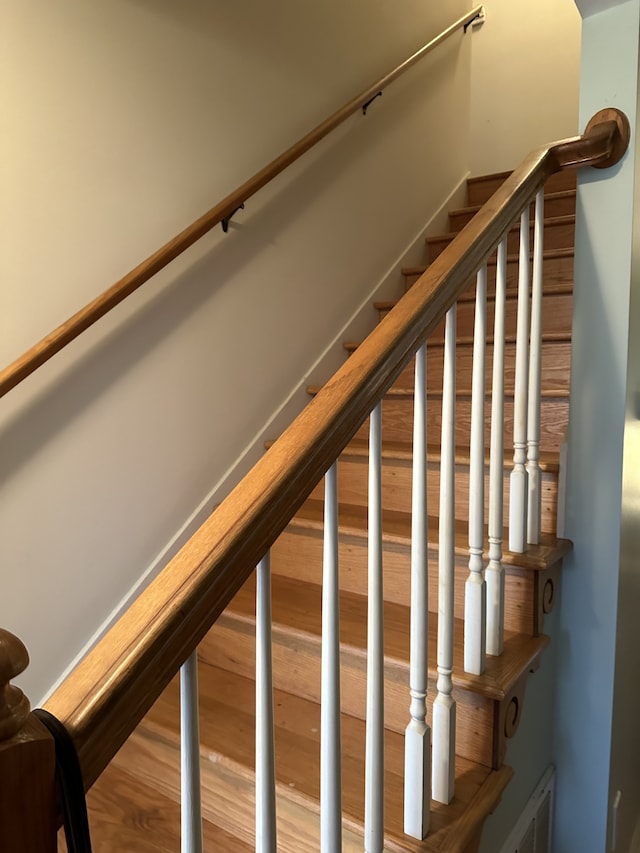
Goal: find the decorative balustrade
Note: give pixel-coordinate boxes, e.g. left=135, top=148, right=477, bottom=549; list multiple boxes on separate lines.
left=404, top=343, right=431, bottom=838
left=527, top=191, right=546, bottom=545
left=486, top=239, right=508, bottom=657
left=0, top=108, right=629, bottom=851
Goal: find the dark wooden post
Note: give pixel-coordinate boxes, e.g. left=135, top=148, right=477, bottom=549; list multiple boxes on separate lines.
left=0, top=629, right=57, bottom=852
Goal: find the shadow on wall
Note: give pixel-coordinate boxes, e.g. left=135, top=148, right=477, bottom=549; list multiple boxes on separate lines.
left=127, top=0, right=463, bottom=102
left=0, top=41, right=454, bottom=488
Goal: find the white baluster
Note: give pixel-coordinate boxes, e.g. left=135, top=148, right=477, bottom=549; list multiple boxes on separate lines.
left=527, top=190, right=544, bottom=545
left=404, top=344, right=431, bottom=839
left=256, top=553, right=277, bottom=853
left=321, top=462, right=342, bottom=851
left=181, top=650, right=203, bottom=853
left=432, top=305, right=456, bottom=805
left=486, top=239, right=508, bottom=656
left=365, top=402, right=384, bottom=853
left=509, top=208, right=530, bottom=553
left=465, top=267, right=487, bottom=675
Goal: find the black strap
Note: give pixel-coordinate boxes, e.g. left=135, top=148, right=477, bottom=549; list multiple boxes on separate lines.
left=33, top=708, right=93, bottom=853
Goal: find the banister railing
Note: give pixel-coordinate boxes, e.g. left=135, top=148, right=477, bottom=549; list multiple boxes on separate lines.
left=41, top=107, right=630, bottom=781
left=0, top=96, right=630, bottom=852
left=0, top=4, right=484, bottom=401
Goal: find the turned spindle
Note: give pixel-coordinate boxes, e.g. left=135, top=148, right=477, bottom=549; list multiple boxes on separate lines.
left=0, top=628, right=30, bottom=740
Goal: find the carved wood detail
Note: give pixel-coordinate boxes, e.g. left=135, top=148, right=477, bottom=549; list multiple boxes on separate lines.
left=492, top=660, right=542, bottom=769
left=0, top=629, right=30, bottom=741
left=534, top=560, right=562, bottom=636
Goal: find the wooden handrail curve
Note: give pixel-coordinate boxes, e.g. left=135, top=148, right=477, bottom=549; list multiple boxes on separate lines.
left=42, top=108, right=629, bottom=791
left=0, top=5, right=484, bottom=400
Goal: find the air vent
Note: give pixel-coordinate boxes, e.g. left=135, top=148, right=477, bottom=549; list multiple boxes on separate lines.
left=500, top=766, right=555, bottom=853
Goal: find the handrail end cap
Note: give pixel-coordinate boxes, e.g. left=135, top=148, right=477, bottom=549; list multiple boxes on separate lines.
left=586, top=107, right=631, bottom=169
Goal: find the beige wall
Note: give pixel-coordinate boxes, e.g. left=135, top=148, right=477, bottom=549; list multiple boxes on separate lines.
left=1, top=0, right=473, bottom=701
left=469, top=0, right=582, bottom=174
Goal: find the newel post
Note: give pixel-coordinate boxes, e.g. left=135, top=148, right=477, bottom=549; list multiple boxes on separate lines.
left=0, top=629, right=57, bottom=852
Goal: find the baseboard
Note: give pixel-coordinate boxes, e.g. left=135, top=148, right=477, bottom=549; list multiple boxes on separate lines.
left=39, top=171, right=470, bottom=706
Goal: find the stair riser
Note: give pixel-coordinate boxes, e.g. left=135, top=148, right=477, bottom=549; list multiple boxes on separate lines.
left=427, top=219, right=575, bottom=264
left=449, top=192, right=576, bottom=232
left=466, top=171, right=577, bottom=206
left=404, top=252, right=574, bottom=295
left=309, top=457, right=559, bottom=534
left=354, top=397, right=569, bottom=453
left=379, top=292, right=574, bottom=341
left=201, top=616, right=497, bottom=768
left=272, top=528, right=536, bottom=636
left=395, top=341, right=571, bottom=395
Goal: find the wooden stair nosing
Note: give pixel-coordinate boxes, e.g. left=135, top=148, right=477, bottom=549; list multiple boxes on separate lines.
left=290, top=497, right=571, bottom=573
left=265, top=435, right=561, bottom=472
left=449, top=189, right=576, bottom=221
left=339, top=436, right=560, bottom=473
left=402, top=245, right=575, bottom=278
left=466, top=169, right=577, bottom=205
left=307, top=382, right=570, bottom=401
left=375, top=284, right=574, bottom=313
left=215, top=574, right=549, bottom=703
left=362, top=386, right=570, bottom=400
left=343, top=332, right=572, bottom=352
left=426, top=214, right=576, bottom=249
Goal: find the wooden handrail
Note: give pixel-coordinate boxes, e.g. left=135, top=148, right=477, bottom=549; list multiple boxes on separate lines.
left=42, top=108, right=629, bottom=791
left=0, top=5, right=484, bottom=400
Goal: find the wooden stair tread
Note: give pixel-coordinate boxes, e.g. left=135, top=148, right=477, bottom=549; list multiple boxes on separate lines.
left=143, top=663, right=513, bottom=852
left=291, top=497, right=571, bottom=572
left=402, top=245, right=574, bottom=277
left=449, top=189, right=576, bottom=221
left=375, top=285, right=573, bottom=311
left=466, top=169, right=577, bottom=203
left=66, top=758, right=253, bottom=853
left=340, top=436, right=560, bottom=472
left=426, top=214, right=575, bottom=246
left=344, top=332, right=571, bottom=351
left=222, top=574, right=549, bottom=701
left=307, top=383, right=569, bottom=399
left=366, top=387, right=568, bottom=399
left=467, top=169, right=578, bottom=185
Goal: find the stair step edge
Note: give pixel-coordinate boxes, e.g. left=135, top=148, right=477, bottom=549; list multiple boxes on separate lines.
left=215, top=575, right=550, bottom=701
left=402, top=245, right=575, bottom=276
left=343, top=332, right=571, bottom=351
left=449, top=189, right=576, bottom=218
left=291, top=497, right=572, bottom=572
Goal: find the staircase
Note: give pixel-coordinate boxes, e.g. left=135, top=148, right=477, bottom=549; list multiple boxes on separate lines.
left=73, top=168, right=576, bottom=852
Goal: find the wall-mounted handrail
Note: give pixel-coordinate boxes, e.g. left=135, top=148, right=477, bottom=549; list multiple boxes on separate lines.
left=41, top=109, right=629, bottom=792
left=0, top=5, right=484, bottom=401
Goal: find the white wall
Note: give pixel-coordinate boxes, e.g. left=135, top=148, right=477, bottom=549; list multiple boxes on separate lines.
left=551, top=2, right=639, bottom=851
left=469, top=0, right=582, bottom=174
left=0, top=0, right=474, bottom=702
